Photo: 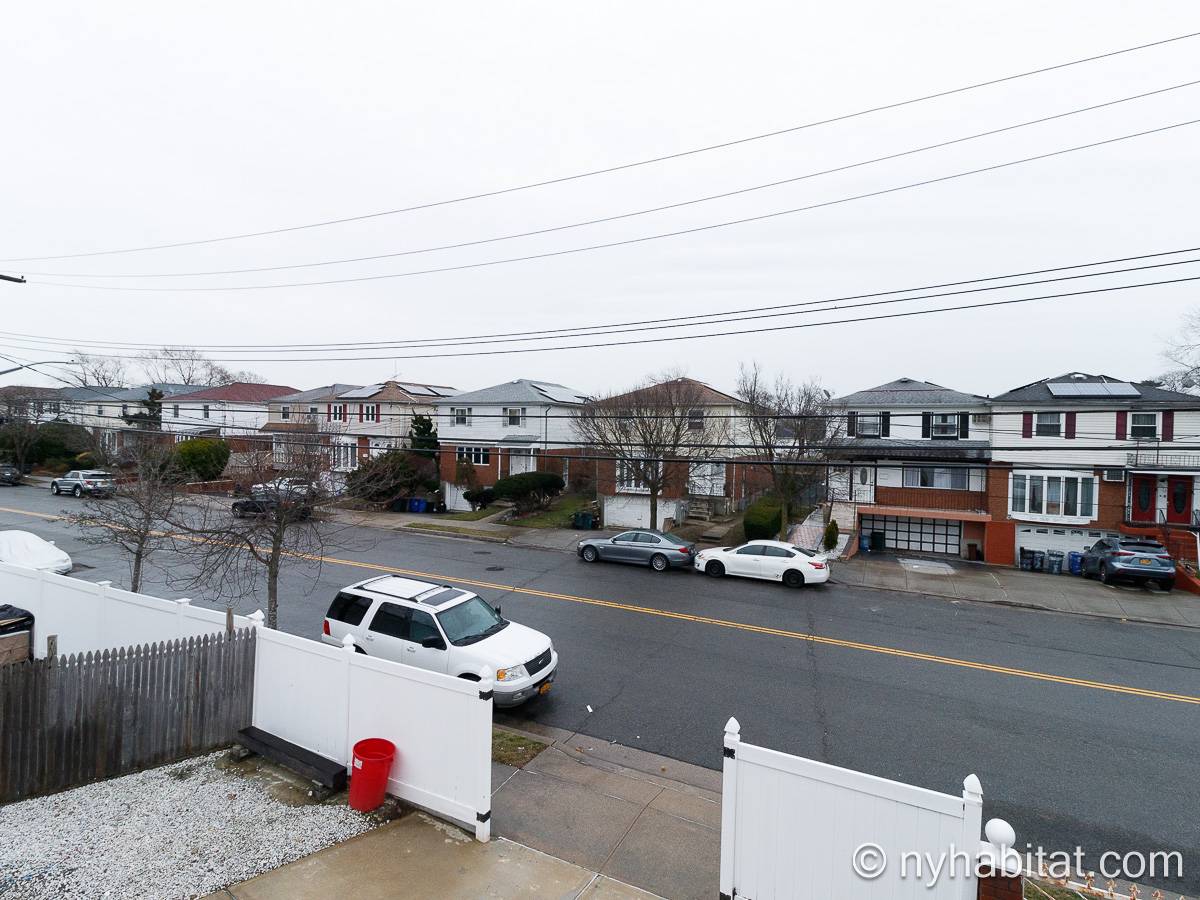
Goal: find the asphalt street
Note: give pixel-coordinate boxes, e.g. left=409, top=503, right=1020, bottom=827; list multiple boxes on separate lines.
left=2, top=483, right=1198, bottom=893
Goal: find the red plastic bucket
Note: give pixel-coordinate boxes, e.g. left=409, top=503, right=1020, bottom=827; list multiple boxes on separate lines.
left=348, top=737, right=395, bottom=812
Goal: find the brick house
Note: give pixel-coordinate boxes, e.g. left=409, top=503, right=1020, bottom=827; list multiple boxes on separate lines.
left=831, top=378, right=993, bottom=559
left=988, top=372, right=1200, bottom=566
left=329, top=380, right=458, bottom=474
left=259, top=384, right=362, bottom=467
left=433, top=379, right=588, bottom=510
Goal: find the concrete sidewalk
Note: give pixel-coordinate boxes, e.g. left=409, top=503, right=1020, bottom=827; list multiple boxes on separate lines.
left=212, top=724, right=718, bottom=900
left=838, top=553, right=1200, bottom=627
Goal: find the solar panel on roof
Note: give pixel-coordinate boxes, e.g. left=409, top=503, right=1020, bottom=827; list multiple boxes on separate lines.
left=339, top=384, right=384, bottom=398
left=531, top=383, right=585, bottom=403
left=1046, top=382, right=1140, bottom=397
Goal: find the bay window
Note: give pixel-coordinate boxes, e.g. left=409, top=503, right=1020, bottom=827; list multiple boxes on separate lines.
left=1011, top=472, right=1096, bottom=518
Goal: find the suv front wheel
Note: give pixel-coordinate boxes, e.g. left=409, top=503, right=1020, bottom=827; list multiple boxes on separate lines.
left=51, top=483, right=60, bottom=495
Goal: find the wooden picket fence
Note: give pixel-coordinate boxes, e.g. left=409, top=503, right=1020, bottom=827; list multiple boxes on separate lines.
left=0, top=629, right=255, bottom=804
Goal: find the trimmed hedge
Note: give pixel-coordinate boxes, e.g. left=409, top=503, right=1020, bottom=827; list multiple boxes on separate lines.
left=463, top=487, right=495, bottom=509
left=174, top=438, right=231, bottom=482
left=743, top=497, right=783, bottom=541
left=493, top=472, right=564, bottom=513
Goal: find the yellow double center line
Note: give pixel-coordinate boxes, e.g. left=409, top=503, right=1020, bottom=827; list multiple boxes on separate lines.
left=4, top=503, right=1199, bottom=705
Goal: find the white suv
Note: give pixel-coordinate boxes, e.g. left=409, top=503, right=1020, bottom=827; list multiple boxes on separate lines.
left=321, top=575, right=557, bottom=707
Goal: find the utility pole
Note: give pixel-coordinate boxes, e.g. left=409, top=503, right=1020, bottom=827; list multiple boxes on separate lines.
left=0, top=273, right=26, bottom=284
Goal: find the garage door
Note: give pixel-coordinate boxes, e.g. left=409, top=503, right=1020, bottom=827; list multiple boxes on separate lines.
left=1015, top=525, right=1119, bottom=557
left=860, top=515, right=961, bottom=554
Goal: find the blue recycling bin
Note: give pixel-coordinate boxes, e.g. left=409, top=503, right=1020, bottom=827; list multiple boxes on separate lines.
left=1067, top=551, right=1084, bottom=576
left=409, top=498, right=427, bottom=513
left=859, top=533, right=871, bottom=553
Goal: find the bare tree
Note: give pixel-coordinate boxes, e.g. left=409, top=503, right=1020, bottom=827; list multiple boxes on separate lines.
left=65, top=351, right=128, bottom=387
left=1152, top=310, right=1200, bottom=395
left=0, top=388, right=40, bottom=478
left=69, top=442, right=185, bottom=592
left=168, top=437, right=351, bottom=629
left=139, top=347, right=264, bottom=386
left=737, top=363, right=842, bottom=538
left=574, top=372, right=728, bottom=530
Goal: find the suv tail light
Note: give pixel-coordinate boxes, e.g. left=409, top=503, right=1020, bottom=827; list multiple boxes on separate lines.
left=1113, top=551, right=1134, bottom=557
left=322, top=620, right=330, bottom=636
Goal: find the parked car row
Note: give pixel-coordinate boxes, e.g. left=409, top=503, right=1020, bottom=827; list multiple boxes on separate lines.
left=578, top=529, right=831, bottom=588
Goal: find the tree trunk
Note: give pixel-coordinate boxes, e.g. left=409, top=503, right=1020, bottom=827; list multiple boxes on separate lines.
left=131, top=544, right=144, bottom=593
left=649, top=489, right=659, bottom=531
left=267, top=534, right=283, bottom=630
left=779, top=497, right=791, bottom=541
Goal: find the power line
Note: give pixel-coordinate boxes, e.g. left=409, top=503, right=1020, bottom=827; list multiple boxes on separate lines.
left=2, top=246, right=1196, bottom=353
left=32, top=118, right=1200, bottom=293
left=3, top=256, right=1197, bottom=361
left=6, top=29, right=1197, bottom=265
left=25, top=80, right=1200, bottom=282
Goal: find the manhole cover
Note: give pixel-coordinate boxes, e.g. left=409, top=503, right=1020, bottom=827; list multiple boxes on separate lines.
left=486, top=566, right=504, bottom=571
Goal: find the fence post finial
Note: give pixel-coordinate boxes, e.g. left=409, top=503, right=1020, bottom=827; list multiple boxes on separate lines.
left=962, top=773, right=982, bottom=803
left=341, top=633, right=356, bottom=652
left=247, top=610, right=265, bottom=629
left=724, top=716, right=741, bottom=738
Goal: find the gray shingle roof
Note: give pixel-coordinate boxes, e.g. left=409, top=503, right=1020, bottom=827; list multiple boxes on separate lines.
left=273, top=384, right=363, bottom=403
left=59, top=383, right=196, bottom=402
left=993, top=373, right=1197, bottom=405
left=433, top=379, right=588, bottom=406
left=835, top=378, right=985, bottom=407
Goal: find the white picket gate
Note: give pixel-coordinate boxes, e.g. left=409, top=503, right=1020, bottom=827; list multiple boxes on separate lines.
left=719, top=718, right=983, bottom=900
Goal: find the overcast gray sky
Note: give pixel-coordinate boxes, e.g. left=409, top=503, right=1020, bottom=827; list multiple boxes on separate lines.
left=3, top=1, right=1198, bottom=399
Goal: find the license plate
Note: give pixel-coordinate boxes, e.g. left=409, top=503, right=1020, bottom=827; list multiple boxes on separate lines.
left=538, top=682, right=552, bottom=695
left=1139, top=558, right=1152, bottom=565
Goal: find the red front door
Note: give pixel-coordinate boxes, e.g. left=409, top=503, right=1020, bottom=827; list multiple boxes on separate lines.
left=1167, top=475, right=1194, bottom=524
left=1130, top=474, right=1157, bottom=523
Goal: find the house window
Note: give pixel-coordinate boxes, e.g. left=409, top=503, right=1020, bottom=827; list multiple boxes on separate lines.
left=35, top=401, right=44, bottom=415
left=687, top=408, right=704, bottom=431
left=308, top=405, right=319, bottom=418
left=856, top=415, right=881, bottom=437
left=1130, top=412, right=1157, bottom=440
left=452, top=407, right=472, bottom=427
left=202, top=404, right=211, bottom=419
left=330, top=404, right=346, bottom=422
left=902, top=466, right=968, bottom=490
left=361, top=404, right=379, bottom=423
left=281, top=405, right=291, bottom=421
left=96, top=405, right=104, bottom=416
left=455, top=446, right=490, bottom=465
left=172, top=405, right=180, bottom=418
left=617, top=458, right=658, bottom=493
left=931, top=413, right=958, bottom=439
left=49, top=402, right=60, bottom=415
left=121, top=404, right=128, bottom=418
left=1011, top=472, right=1095, bottom=518
left=503, top=407, right=526, bottom=427
left=1035, top=413, right=1061, bottom=437
left=332, top=441, right=358, bottom=471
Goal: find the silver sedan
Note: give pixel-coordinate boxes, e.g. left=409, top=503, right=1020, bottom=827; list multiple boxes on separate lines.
left=577, top=529, right=696, bottom=572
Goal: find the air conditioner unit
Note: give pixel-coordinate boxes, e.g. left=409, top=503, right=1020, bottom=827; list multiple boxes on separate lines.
left=1102, top=469, right=1125, bottom=482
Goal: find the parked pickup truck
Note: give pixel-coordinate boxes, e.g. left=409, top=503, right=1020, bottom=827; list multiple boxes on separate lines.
left=322, top=574, right=557, bottom=707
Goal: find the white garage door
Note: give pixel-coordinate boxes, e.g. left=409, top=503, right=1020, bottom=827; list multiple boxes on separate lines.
left=1015, top=525, right=1119, bottom=557
left=860, top=515, right=961, bottom=555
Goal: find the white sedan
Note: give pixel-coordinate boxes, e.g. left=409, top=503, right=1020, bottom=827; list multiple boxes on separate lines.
left=0, top=530, right=73, bottom=574
left=695, top=539, right=829, bottom=588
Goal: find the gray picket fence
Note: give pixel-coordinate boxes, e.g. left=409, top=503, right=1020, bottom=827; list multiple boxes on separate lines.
left=0, top=629, right=255, bottom=804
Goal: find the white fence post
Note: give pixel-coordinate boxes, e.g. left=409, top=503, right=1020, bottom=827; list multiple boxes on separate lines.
left=960, top=774, right=984, bottom=899
left=176, top=598, right=192, bottom=639
left=475, top=665, right=495, bottom=842
left=342, top=633, right=357, bottom=769
left=719, top=717, right=740, bottom=900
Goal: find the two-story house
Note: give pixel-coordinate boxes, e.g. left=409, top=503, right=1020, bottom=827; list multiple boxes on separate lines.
left=160, top=382, right=298, bottom=442
left=988, top=373, right=1200, bottom=565
left=329, top=381, right=458, bottom=472
left=259, top=384, right=362, bottom=466
left=433, top=379, right=588, bottom=510
left=57, top=384, right=195, bottom=453
left=831, top=378, right=993, bottom=559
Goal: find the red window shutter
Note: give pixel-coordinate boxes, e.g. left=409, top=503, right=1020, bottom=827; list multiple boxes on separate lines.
left=326, top=403, right=332, bottom=422
left=1163, top=410, right=1175, bottom=442
left=1116, top=410, right=1127, bottom=440
left=1021, top=412, right=1033, bottom=438
left=1064, top=412, right=1076, bottom=440
left=358, top=404, right=363, bottom=423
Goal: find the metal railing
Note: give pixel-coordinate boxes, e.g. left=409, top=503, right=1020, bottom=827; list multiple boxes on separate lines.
left=1126, top=449, right=1200, bottom=469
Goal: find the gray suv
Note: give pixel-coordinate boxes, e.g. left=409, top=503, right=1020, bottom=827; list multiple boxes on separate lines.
left=0, top=464, right=20, bottom=486
left=578, top=529, right=696, bottom=572
left=1082, top=537, right=1175, bottom=590
left=51, top=470, right=116, bottom=498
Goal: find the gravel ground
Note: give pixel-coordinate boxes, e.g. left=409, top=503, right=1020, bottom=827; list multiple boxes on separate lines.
left=0, top=752, right=376, bottom=899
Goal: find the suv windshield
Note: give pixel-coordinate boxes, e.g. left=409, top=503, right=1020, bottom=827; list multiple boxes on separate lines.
left=437, top=596, right=508, bottom=646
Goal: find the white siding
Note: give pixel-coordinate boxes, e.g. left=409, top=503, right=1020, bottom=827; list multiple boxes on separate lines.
left=601, top=495, right=687, bottom=529
left=846, top=405, right=990, bottom=443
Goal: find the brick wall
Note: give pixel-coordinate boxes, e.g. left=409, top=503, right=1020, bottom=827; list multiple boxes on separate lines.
left=438, top=445, right=500, bottom=487
left=977, top=870, right=1022, bottom=900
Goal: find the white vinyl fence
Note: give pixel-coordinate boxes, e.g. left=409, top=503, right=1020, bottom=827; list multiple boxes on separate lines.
left=253, top=628, right=494, bottom=839
left=0, top=562, right=255, bottom=658
left=719, top=718, right=984, bottom=900
left=2, top=562, right=494, bottom=840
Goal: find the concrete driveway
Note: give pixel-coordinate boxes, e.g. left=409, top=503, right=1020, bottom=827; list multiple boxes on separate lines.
left=835, top=553, right=1200, bottom=627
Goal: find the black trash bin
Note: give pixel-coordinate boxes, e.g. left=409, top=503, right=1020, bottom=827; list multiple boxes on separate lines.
left=870, top=530, right=886, bottom=552
left=1046, top=550, right=1065, bottom=575
left=1019, top=548, right=1033, bottom=571
left=0, top=604, right=34, bottom=664
left=1031, top=550, right=1046, bottom=572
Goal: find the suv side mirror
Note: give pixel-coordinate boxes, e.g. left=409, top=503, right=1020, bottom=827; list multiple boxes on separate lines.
left=494, top=604, right=502, bottom=617
left=421, top=636, right=446, bottom=650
